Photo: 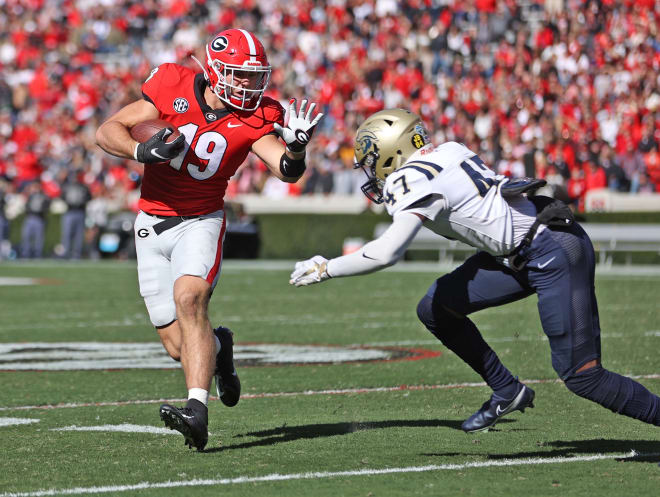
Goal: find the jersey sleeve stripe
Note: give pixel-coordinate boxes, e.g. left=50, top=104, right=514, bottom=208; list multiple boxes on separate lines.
left=406, top=160, right=444, bottom=173
left=142, top=92, right=155, bottom=106
left=398, top=165, right=434, bottom=179
left=399, top=161, right=444, bottom=179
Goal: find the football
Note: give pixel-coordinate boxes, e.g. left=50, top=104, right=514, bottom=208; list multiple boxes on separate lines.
left=129, top=119, right=181, bottom=143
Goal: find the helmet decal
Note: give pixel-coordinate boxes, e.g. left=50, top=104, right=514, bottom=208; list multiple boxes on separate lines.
left=356, top=130, right=378, bottom=156
left=210, top=36, right=229, bottom=52
left=412, top=123, right=429, bottom=148
left=411, top=133, right=425, bottom=149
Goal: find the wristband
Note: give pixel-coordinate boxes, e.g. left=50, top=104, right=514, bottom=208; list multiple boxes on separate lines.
left=134, top=143, right=140, bottom=161
left=279, top=153, right=306, bottom=177
left=320, top=260, right=332, bottom=279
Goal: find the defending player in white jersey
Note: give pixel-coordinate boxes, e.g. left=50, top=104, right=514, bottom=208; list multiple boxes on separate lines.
left=290, top=109, right=660, bottom=432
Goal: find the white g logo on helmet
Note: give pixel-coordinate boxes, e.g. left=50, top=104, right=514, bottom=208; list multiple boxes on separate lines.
left=210, top=36, right=228, bottom=52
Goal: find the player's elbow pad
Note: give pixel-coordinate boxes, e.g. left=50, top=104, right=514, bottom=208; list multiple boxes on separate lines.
left=279, top=153, right=306, bottom=178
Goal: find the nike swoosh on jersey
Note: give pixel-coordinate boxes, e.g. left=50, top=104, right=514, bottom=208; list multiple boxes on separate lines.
left=362, top=253, right=377, bottom=260
left=227, top=122, right=242, bottom=128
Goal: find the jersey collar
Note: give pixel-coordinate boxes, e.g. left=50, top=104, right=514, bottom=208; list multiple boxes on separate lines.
left=194, top=73, right=231, bottom=123
left=405, top=145, right=434, bottom=165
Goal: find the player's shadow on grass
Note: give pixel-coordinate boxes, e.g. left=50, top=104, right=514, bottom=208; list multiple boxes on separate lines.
left=205, top=418, right=512, bottom=453
left=424, top=439, right=660, bottom=463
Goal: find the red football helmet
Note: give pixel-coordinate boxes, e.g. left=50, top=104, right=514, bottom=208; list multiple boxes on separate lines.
left=199, top=28, right=271, bottom=111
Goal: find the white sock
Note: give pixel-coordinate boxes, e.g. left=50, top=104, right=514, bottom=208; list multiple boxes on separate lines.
left=188, top=387, right=209, bottom=406
left=214, top=334, right=221, bottom=355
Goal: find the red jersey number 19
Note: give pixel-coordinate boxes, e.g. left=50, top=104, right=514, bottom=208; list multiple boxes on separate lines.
left=169, top=123, right=228, bottom=180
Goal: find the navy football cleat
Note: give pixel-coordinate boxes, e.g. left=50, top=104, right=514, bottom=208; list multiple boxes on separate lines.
left=461, top=383, right=535, bottom=433
left=159, top=403, right=208, bottom=451
left=214, top=326, right=241, bottom=407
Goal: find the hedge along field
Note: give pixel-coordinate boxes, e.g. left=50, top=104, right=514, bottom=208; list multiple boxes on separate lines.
left=7, top=209, right=660, bottom=261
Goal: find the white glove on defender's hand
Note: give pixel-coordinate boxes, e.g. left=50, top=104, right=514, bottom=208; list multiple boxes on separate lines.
left=273, top=99, right=324, bottom=154
left=289, top=255, right=330, bottom=287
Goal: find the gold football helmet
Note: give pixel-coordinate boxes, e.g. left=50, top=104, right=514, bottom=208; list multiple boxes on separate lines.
left=353, top=109, right=431, bottom=203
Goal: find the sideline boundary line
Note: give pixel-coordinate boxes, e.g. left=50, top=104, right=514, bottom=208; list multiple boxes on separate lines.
left=2, top=374, right=659, bottom=412
left=0, top=450, right=654, bottom=497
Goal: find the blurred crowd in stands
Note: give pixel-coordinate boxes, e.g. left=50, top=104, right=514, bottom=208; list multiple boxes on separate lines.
left=0, top=0, right=659, bottom=258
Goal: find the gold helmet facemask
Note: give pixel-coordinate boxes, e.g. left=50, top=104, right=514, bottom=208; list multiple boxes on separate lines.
left=353, top=109, right=431, bottom=204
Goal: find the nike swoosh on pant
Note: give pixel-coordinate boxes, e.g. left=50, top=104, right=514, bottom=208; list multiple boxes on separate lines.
left=537, top=256, right=556, bottom=269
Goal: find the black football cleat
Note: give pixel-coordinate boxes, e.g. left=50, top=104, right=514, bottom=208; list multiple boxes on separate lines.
left=214, top=326, right=241, bottom=407
left=159, top=403, right=208, bottom=451
left=461, top=383, right=535, bottom=433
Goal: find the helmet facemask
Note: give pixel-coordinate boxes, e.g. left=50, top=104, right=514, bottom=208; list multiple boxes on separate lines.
left=196, top=29, right=272, bottom=112
left=354, top=147, right=386, bottom=204
left=208, top=51, right=271, bottom=111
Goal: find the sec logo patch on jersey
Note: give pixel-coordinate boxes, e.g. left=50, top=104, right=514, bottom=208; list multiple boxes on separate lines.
left=173, top=98, right=189, bottom=113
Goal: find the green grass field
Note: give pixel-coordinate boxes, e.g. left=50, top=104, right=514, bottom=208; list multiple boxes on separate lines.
left=0, top=260, right=659, bottom=496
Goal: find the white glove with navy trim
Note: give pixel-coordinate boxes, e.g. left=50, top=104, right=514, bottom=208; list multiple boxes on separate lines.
left=289, top=255, right=331, bottom=287
left=273, top=99, right=324, bottom=154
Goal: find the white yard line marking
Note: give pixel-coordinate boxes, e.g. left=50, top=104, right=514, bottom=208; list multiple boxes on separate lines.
left=0, top=278, right=39, bottom=286
left=0, top=450, right=654, bottom=497
left=2, top=374, right=659, bottom=412
left=50, top=424, right=178, bottom=435
left=0, top=417, right=39, bottom=427
left=357, top=330, right=634, bottom=347
left=3, top=260, right=660, bottom=276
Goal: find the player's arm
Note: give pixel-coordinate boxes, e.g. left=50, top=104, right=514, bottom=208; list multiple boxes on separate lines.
left=251, top=98, right=324, bottom=183
left=96, top=100, right=184, bottom=164
left=250, top=134, right=297, bottom=182
left=289, top=212, right=425, bottom=286
left=95, top=100, right=159, bottom=159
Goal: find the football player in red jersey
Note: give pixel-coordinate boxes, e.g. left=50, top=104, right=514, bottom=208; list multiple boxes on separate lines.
left=95, top=28, right=323, bottom=451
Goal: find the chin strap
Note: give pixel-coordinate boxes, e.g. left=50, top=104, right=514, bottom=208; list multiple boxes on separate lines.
left=190, top=55, right=211, bottom=86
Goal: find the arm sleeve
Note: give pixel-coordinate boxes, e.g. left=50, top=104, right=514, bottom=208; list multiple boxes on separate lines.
left=326, top=211, right=423, bottom=278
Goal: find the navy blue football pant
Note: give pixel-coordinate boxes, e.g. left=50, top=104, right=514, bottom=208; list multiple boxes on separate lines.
left=61, top=209, right=86, bottom=259
left=417, top=223, right=660, bottom=426
left=20, top=214, right=46, bottom=259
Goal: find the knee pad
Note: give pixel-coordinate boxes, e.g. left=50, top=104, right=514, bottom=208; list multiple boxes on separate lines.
left=145, top=299, right=177, bottom=328
left=416, top=294, right=435, bottom=330
left=416, top=294, right=464, bottom=341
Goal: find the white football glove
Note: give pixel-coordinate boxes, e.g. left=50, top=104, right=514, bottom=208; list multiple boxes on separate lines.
left=273, top=98, right=324, bottom=154
left=289, top=255, right=331, bottom=287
